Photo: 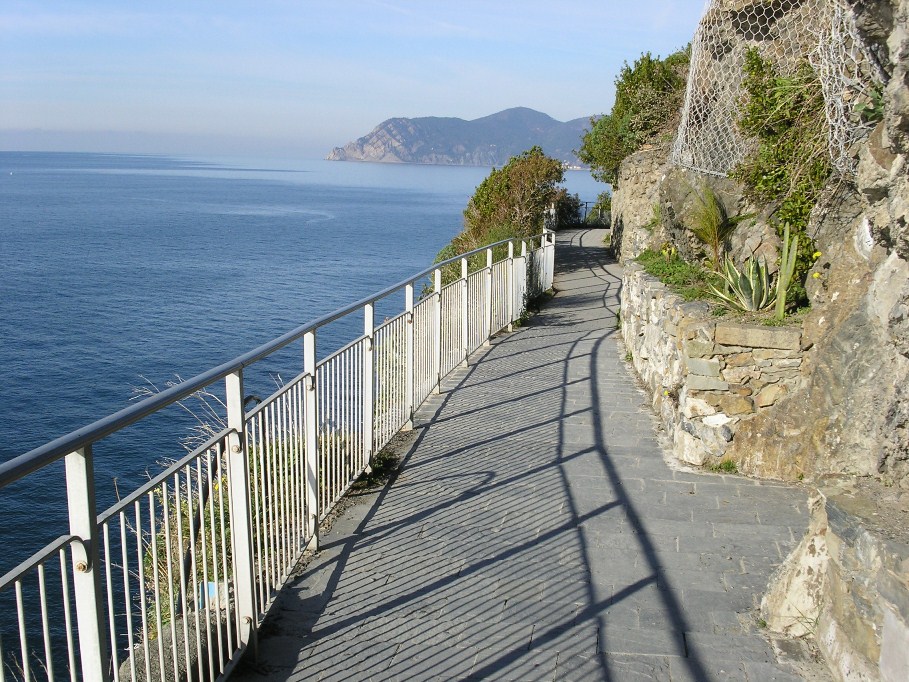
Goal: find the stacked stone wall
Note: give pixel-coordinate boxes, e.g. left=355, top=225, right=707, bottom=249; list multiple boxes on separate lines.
left=621, top=264, right=804, bottom=468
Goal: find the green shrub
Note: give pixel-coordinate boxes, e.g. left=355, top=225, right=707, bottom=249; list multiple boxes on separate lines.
left=636, top=249, right=718, bottom=301
left=579, top=47, right=690, bottom=186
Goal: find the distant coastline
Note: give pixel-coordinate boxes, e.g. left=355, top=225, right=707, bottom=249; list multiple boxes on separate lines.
left=327, top=106, right=590, bottom=168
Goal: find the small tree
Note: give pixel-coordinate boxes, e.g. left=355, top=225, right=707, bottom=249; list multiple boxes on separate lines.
left=457, top=146, right=566, bottom=252
left=579, top=47, right=689, bottom=186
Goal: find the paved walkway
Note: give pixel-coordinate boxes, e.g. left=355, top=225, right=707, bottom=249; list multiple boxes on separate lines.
left=233, top=228, right=813, bottom=681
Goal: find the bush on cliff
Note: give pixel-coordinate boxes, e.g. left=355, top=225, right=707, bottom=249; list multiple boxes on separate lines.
left=432, top=147, right=576, bottom=284
left=578, top=47, right=690, bottom=186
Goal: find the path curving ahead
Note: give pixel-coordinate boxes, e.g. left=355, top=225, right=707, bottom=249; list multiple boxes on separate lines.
left=232, top=228, right=815, bottom=681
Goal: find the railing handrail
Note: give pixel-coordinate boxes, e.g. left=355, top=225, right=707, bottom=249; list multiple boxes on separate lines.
left=0, top=233, right=548, bottom=489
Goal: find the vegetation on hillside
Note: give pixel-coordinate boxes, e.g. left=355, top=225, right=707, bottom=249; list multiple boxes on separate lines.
left=434, top=146, right=579, bottom=283
left=578, top=47, right=690, bottom=186
left=731, top=49, right=830, bottom=308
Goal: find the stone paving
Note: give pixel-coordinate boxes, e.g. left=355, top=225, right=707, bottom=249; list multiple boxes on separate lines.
left=233, top=228, right=814, bottom=681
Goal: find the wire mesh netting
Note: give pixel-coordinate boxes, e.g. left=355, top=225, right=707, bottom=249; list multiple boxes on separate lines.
left=671, top=0, right=885, bottom=178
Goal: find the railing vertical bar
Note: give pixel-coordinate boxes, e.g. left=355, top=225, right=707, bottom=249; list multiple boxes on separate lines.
left=148, top=491, right=167, bottom=682
left=161, top=481, right=179, bottom=682
left=134, top=501, right=152, bottom=682
left=118, top=511, right=137, bottom=682
left=14, top=580, right=30, bottom=681
left=102, top=523, right=120, bottom=682
left=251, top=411, right=265, bottom=609
left=215, top=441, right=234, bottom=656
left=184, top=463, right=202, bottom=682
left=270, top=400, right=280, bottom=588
left=194, top=457, right=213, bottom=681
left=263, top=403, right=274, bottom=595
left=59, top=547, right=77, bottom=682
left=204, top=449, right=224, bottom=674
left=37, top=563, right=55, bottom=681
left=276, top=396, right=286, bottom=581
left=0, top=632, right=7, bottom=682
left=173, top=471, right=191, bottom=680
left=303, top=331, right=319, bottom=549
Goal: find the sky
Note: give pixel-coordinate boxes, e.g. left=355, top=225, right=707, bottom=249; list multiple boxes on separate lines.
left=1, top=1, right=708, bottom=159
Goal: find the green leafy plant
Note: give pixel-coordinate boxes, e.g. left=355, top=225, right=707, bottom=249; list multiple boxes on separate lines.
left=775, top=222, right=799, bottom=320
left=854, top=83, right=884, bottom=124
left=636, top=249, right=718, bottom=301
left=689, top=185, right=751, bottom=269
left=708, top=255, right=773, bottom=312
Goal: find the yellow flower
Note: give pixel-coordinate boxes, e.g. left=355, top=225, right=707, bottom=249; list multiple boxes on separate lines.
left=812, top=251, right=822, bottom=259
left=812, top=272, right=821, bottom=279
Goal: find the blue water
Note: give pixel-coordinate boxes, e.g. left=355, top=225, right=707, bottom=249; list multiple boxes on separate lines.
left=0, top=151, right=603, bottom=570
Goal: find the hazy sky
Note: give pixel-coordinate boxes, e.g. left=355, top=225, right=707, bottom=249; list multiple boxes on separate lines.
left=1, top=1, right=707, bottom=158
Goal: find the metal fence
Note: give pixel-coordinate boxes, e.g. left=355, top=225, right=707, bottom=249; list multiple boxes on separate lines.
left=0, top=231, right=555, bottom=682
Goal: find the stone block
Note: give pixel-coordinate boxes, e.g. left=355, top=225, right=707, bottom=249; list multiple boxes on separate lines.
left=723, top=366, right=760, bottom=383
left=725, top=352, right=755, bottom=368
left=682, top=396, right=717, bottom=418
left=675, top=429, right=709, bottom=466
left=703, top=413, right=732, bottom=428
left=753, top=348, right=803, bottom=361
left=687, top=375, right=729, bottom=391
left=684, top=339, right=715, bottom=358
left=686, top=357, right=721, bottom=377
left=715, top=323, right=801, bottom=350
left=755, top=383, right=789, bottom=408
left=718, top=395, right=754, bottom=416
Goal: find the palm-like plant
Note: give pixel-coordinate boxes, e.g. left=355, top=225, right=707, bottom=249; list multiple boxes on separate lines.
left=690, top=184, right=750, bottom=269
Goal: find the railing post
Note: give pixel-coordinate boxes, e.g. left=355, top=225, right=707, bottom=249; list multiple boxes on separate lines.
left=64, top=445, right=110, bottom=682
left=484, top=247, right=493, bottom=346
left=460, top=257, right=468, bottom=366
left=363, top=303, right=375, bottom=472
left=545, top=230, right=555, bottom=290
left=506, top=241, right=515, bottom=332
left=519, top=240, right=528, bottom=318
left=433, top=268, right=442, bottom=393
left=302, top=331, right=319, bottom=549
left=225, top=371, right=258, bottom=646
left=404, top=282, right=415, bottom=430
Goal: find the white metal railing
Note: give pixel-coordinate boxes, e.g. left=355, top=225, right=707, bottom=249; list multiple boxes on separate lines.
left=0, top=231, right=555, bottom=682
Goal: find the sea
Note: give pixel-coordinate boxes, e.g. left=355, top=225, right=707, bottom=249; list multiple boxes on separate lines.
left=0, top=151, right=604, bottom=572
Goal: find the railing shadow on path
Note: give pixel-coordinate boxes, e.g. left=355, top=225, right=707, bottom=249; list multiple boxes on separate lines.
left=232, top=227, right=807, bottom=681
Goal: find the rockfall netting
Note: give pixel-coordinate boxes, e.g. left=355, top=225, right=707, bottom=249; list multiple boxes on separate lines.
left=671, top=0, right=886, bottom=177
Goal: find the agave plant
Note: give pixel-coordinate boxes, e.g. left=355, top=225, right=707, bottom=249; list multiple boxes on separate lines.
left=708, top=255, right=773, bottom=311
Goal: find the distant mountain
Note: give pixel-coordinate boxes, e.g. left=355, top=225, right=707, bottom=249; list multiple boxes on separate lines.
left=326, top=107, right=590, bottom=167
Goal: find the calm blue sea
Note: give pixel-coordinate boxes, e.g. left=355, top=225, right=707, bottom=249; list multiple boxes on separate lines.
left=0, top=151, right=603, bottom=569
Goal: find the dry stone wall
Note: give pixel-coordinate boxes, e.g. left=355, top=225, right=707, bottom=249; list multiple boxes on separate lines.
left=621, top=264, right=805, bottom=468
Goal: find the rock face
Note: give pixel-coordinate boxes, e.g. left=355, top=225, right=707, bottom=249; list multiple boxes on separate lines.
left=615, top=0, right=909, bottom=489
left=761, top=481, right=909, bottom=682
left=326, top=107, right=589, bottom=167
left=614, top=2, right=909, bottom=679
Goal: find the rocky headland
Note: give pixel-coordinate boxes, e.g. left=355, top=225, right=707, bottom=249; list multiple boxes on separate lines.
left=326, top=107, right=589, bottom=167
